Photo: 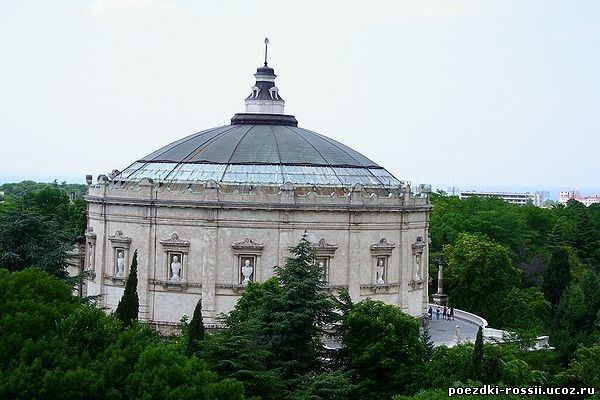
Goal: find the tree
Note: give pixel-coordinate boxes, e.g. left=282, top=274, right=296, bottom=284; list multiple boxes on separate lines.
left=341, top=299, right=426, bottom=399
left=186, top=297, right=205, bottom=356
left=201, top=235, right=338, bottom=398
left=59, top=304, right=121, bottom=354
left=444, top=233, right=520, bottom=324
left=574, top=211, right=599, bottom=266
left=261, top=234, right=337, bottom=379
left=497, top=287, right=550, bottom=334
left=425, top=344, right=473, bottom=388
left=0, top=268, right=78, bottom=370
left=125, top=343, right=245, bottom=400
left=472, top=326, right=484, bottom=381
left=90, top=322, right=161, bottom=395
left=394, top=389, right=539, bottom=400
left=520, top=253, right=549, bottom=288
left=553, top=283, right=588, bottom=361
left=201, top=317, right=284, bottom=400
left=0, top=209, right=71, bottom=277
left=67, top=198, right=87, bottom=238
left=578, top=270, right=600, bottom=331
left=569, top=342, right=600, bottom=390
left=32, top=186, right=70, bottom=217
left=201, top=279, right=285, bottom=400
left=288, top=370, right=354, bottom=400
left=542, top=246, right=572, bottom=306
left=114, top=250, right=139, bottom=328
left=420, top=325, right=435, bottom=362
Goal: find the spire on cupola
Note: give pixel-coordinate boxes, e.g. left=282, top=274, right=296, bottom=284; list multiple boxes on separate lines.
left=245, top=37, right=285, bottom=115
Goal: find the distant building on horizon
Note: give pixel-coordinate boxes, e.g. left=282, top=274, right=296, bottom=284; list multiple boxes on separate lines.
left=559, top=191, right=600, bottom=207
left=459, top=190, right=544, bottom=207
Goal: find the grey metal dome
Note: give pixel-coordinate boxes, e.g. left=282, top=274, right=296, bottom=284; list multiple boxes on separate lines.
left=114, top=59, right=402, bottom=188
left=117, top=120, right=401, bottom=188
left=140, top=123, right=379, bottom=168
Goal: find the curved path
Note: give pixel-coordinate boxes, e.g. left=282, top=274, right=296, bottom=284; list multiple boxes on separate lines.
left=427, top=303, right=488, bottom=347
left=427, top=316, right=481, bottom=347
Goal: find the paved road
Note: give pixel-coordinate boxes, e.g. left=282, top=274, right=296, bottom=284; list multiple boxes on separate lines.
left=428, top=316, right=480, bottom=347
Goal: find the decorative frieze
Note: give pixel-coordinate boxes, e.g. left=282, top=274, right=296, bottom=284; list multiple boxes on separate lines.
left=232, top=238, right=264, bottom=253
left=311, top=238, right=338, bottom=257
left=370, top=238, right=396, bottom=257
left=160, top=232, right=190, bottom=252
left=86, top=180, right=432, bottom=212
left=108, top=230, right=132, bottom=246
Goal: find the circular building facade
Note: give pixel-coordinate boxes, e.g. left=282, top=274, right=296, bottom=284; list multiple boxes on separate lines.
left=84, top=60, right=431, bottom=329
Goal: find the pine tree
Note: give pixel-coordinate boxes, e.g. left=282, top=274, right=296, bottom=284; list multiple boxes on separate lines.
left=201, top=235, right=337, bottom=398
left=547, top=219, right=566, bottom=247
left=186, top=297, right=205, bottom=355
left=264, top=233, right=337, bottom=378
left=472, top=326, right=484, bottom=381
left=114, top=249, right=139, bottom=328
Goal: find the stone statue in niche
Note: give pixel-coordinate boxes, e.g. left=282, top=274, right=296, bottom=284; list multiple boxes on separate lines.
left=116, top=251, right=125, bottom=278
left=170, top=255, right=182, bottom=281
left=415, top=253, right=422, bottom=282
left=318, top=260, right=326, bottom=281
left=86, top=242, right=94, bottom=271
left=241, top=259, right=254, bottom=285
left=376, top=259, right=385, bottom=284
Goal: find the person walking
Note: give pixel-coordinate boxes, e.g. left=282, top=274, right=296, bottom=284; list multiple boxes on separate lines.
left=436, top=307, right=440, bottom=320
left=449, top=307, right=455, bottom=321
left=428, top=305, right=433, bottom=319
left=443, top=306, right=447, bottom=320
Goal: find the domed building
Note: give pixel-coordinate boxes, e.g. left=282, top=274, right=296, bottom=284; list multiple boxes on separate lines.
left=84, top=51, right=432, bottom=330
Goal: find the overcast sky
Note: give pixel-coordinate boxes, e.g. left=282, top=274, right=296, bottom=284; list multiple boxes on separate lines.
left=1, top=1, right=598, bottom=195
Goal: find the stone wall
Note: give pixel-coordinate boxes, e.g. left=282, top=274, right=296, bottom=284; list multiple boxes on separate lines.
left=84, top=179, right=431, bottom=325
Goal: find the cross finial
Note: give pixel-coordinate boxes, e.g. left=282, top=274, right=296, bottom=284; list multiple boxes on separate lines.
left=264, top=37, right=270, bottom=66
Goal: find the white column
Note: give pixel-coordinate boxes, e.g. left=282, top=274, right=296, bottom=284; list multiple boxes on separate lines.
left=202, top=226, right=218, bottom=323
left=348, top=229, right=362, bottom=301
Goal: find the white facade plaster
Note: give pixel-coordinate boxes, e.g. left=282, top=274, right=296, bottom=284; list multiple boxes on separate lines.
left=85, top=181, right=431, bottom=326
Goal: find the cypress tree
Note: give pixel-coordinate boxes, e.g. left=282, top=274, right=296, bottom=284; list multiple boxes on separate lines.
left=472, top=325, right=484, bottom=381
left=575, top=212, right=598, bottom=265
left=114, top=249, right=139, bottom=328
left=186, top=297, right=205, bottom=355
left=420, top=325, right=435, bottom=362
left=542, top=246, right=572, bottom=306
